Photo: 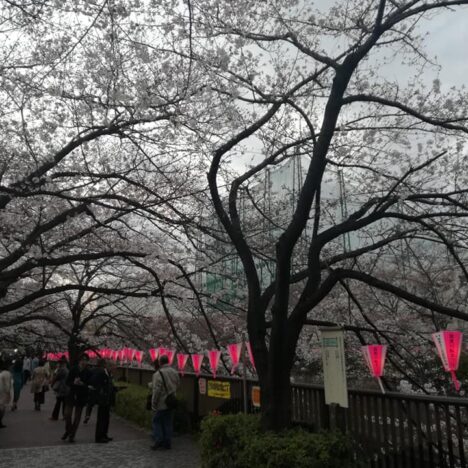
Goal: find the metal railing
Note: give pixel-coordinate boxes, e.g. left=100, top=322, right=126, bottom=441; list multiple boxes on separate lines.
left=118, top=366, right=468, bottom=468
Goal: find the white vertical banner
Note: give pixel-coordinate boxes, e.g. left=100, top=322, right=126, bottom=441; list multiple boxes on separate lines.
left=320, top=327, right=348, bottom=408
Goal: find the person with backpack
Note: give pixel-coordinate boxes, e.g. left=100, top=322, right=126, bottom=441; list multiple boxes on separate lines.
left=150, top=354, right=180, bottom=450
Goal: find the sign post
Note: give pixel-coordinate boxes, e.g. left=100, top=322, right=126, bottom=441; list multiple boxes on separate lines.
left=320, top=327, right=348, bottom=408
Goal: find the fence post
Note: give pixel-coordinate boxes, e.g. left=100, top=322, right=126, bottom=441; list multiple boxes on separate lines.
left=192, top=375, right=200, bottom=429
left=242, top=342, right=248, bottom=414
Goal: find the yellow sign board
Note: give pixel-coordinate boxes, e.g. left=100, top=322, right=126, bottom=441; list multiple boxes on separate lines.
left=207, top=380, right=231, bottom=399
left=251, top=386, right=261, bottom=408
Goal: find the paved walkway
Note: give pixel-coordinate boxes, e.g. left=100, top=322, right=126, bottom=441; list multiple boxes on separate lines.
left=0, top=382, right=200, bottom=467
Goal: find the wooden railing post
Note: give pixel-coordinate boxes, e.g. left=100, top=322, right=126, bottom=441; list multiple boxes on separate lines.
left=192, top=375, right=200, bottom=429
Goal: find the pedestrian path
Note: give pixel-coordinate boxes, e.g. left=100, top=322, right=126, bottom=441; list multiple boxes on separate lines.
left=0, top=382, right=200, bottom=467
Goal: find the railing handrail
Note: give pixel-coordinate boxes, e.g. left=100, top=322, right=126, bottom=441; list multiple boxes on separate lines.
left=121, top=365, right=468, bottom=406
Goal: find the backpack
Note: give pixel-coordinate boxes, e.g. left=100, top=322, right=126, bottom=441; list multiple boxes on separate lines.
left=159, top=370, right=178, bottom=410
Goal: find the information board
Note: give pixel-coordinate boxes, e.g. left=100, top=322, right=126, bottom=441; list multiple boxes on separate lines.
left=207, top=380, right=231, bottom=399
left=321, top=327, right=348, bottom=408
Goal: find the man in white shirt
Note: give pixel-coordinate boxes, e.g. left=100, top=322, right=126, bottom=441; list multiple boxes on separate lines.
left=23, top=356, right=32, bottom=383
left=0, top=359, right=12, bottom=428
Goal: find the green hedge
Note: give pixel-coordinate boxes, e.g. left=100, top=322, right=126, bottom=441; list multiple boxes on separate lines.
left=114, top=382, right=191, bottom=433
left=200, top=414, right=364, bottom=468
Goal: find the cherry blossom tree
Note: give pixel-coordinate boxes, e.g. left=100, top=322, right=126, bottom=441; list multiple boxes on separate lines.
left=0, top=0, right=207, bottom=332
left=178, top=0, right=468, bottom=429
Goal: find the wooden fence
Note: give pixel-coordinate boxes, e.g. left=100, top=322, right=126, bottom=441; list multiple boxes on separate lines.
left=119, top=366, right=468, bottom=468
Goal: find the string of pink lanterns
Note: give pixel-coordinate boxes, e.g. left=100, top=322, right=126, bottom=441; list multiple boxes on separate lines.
left=44, top=329, right=463, bottom=391
left=362, top=329, right=464, bottom=393
left=45, top=343, right=256, bottom=379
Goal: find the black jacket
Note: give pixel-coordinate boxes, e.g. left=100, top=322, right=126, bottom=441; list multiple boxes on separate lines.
left=66, top=365, right=91, bottom=406
left=90, top=367, right=116, bottom=406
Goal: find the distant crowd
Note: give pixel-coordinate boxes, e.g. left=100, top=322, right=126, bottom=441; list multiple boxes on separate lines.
left=0, top=352, right=180, bottom=450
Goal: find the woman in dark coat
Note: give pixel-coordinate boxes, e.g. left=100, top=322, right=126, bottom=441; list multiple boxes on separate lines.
left=50, top=356, right=69, bottom=420
left=10, top=359, right=23, bottom=411
left=90, top=359, right=116, bottom=443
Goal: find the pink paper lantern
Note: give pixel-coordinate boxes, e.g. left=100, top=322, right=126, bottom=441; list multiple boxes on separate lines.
left=166, top=349, right=175, bottom=365
left=135, top=351, right=144, bottom=365
left=362, top=345, right=387, bottom=393
left=149, top=348, right=159, bottom=362
left=177, top=354, right=189, bottom=375
left=432, top=331, right=463, bottom=391
left=208, top=349, right=221, bottom=378
left=191, top=354, right=204, bottom=376
left=227, top=343, right=242, bottom=374
left=158, top=347, right=168, bottom=358
left=158, top=347, right=175, bottom=365
left=246, top=342, right=256, bottom=370
left=118, top=349, right=125, bottom=362
left=111, top=350, right=118, bottom=361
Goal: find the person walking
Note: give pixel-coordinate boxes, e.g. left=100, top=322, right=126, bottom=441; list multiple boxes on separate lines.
left=83, top=364, right=99, bottom=424
left=90, top=359, right=116, bottom=443
left=31, top=356, right=39, bottom=372
left=30, top=359, right=49, bottom=411
left=151, top=354, right=180, bottom=450
left=50, top=356, right=69, bottom=420
left=0, top=359, right=12, bottom=428
left=62, top=354, right=91, bottom=443
left=10, top=359, right=23, bottom=411
left=22, top=356, right=32, bottom=384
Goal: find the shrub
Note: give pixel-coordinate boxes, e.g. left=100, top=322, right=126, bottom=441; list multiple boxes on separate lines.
left=200, top=413, right=262, bottom=467
left=200, top=413, right=363, bottom=468
left=114, top=382, right=191, bottom=433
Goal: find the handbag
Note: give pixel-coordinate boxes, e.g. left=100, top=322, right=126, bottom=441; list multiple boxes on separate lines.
left=159, top=370, right=178, bottom=410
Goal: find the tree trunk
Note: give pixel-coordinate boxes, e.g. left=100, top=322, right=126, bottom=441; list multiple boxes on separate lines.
left=67, top=335, right=80, bottom=366
left=260, top=351, right=294, bottom=431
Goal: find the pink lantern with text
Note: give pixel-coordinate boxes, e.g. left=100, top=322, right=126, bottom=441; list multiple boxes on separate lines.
left=246, top=342, right=255, bottom=370
left=177, top=354, right=189, bottom=376
left=362, top=345, right=387, bottom=394
left=111, top=350, right=118, bottom=362
left=227, top=343, right=242, bottom=374
left=149, top=348, right=158, bottom=362
left=191, top=354, right=204, bottom=376
left=208, top=350, right=221, bottom=378
left=118, top=349, right=125, bottom=362
left=432, top=330, right=463, bottom=391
